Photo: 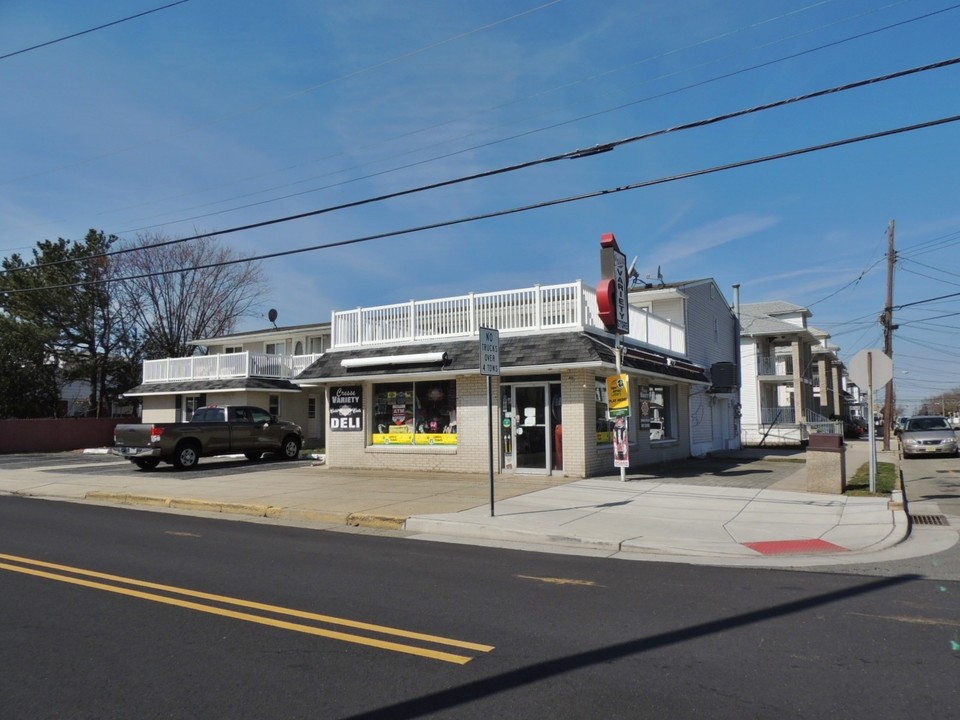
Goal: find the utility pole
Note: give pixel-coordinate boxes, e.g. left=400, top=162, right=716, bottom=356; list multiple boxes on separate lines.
left=881, top=220, right=896, bottom=451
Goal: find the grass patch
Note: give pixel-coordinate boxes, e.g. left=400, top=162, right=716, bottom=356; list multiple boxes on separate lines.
left=846, top=461, right=897, bottom=496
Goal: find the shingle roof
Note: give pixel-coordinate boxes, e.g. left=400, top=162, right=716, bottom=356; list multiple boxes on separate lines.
left=121, top=377, right=302, bottom=397
left=295, top=331, right=708, bottom=384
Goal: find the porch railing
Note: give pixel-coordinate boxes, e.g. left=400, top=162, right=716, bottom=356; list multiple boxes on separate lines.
left=332, top=281, right=687, bottom=354
left=142, top=352, right=322, bottom=383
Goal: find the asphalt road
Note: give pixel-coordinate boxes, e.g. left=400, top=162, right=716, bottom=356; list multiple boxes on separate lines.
left=1, top=495, right=956, bottom=719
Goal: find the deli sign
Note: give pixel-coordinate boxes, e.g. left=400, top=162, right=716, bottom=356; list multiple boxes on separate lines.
left=330, top=386, right=363, bottom=431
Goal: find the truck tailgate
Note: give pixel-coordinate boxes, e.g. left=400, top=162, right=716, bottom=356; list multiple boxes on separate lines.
left=113, top=424, right=155, bottom=447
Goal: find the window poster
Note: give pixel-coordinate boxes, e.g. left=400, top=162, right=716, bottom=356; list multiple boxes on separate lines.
left=330, top=386, right=363, bottom=431
left=372, top=380, right=458, bottom=446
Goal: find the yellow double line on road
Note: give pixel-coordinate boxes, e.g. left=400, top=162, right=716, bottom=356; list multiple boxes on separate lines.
left=0, top=552, right=493, bottom=664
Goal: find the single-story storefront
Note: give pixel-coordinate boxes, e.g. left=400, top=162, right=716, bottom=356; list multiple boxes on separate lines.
left=296, top=330, right=708, bottom=478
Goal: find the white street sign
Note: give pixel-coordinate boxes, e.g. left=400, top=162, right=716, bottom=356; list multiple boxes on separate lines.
left=479, top=327, right=500, bottom=376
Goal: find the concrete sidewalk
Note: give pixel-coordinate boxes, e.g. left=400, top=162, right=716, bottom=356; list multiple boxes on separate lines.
left=0, top=439, right=946, bottom=568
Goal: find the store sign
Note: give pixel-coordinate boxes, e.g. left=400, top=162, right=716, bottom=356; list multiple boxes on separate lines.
left=330, top=386, right=363, bottom=431
left=597, top=233, right=630, bottom=334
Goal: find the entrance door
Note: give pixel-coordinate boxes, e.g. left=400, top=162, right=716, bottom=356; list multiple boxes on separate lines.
left=502, top=384, right=552, bottom=473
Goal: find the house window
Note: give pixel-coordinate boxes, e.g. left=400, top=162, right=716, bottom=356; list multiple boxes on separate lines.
left=223, top=345, right=242, bottom=354
left=266, top=342, right=285, bottom=355
left=294, top=341, right=304, bottom=355
left=309, top=336, right=325, bottom=354
left=268, top=394, right=280, bottom=417
left=307, top=397, right=317, bottom=419
left=372, top=380, right=457, bottom=446
left=649, top=385, right=675, bottom=441
left=184, top=395, right=203, bottom=421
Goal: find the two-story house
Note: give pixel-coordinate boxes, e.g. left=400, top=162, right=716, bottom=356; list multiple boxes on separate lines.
left=739, top=301, right=843, bottom=446
left=119, top=323, right=331, bottom=447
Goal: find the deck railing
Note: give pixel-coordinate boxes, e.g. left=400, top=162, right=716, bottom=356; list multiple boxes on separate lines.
left=142, top=352, right=322, bottom=383
left=332, top=281, right=686, bottom=354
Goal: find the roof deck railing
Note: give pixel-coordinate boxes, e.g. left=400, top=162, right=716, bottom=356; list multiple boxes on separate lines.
left=142, top=351, right=322, bottom=384
left=331, top=281, right=686, bottom=354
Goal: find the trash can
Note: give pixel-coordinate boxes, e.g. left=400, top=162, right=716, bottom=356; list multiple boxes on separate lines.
left=806, top=433, right=846, bottom=494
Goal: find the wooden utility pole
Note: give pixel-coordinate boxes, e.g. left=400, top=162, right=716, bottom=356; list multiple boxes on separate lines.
left=881, top=220, right=896, bottom=451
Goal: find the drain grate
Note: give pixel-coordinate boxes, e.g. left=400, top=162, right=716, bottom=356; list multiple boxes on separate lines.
left=911, top=514, right=949, bottom=526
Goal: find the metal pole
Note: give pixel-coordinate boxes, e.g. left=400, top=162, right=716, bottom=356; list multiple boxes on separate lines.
left=488, top=374, right=495, bottom=516
left=868, top=352, right=877, bottom=494
left=616, top=334, right=626, bottom=482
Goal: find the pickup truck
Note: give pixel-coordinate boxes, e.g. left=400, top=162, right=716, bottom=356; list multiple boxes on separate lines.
left=113, top=405, right=303, bottom=470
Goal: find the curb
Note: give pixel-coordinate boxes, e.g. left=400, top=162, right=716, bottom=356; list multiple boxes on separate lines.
left=84, top=491, right=400, bottom=529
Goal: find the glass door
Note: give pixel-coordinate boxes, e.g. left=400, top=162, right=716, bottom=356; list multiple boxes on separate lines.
left=501, top=384, right=552, bottom=473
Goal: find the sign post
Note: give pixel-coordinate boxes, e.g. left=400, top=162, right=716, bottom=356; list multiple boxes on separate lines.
left=597, top=233, right=631, bottom=480
left=848, top=348, right=893, bottom=493
left=480, top=327, right=500, bottom=516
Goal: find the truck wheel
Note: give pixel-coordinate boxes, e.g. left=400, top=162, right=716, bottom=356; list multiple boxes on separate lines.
left=280, top=436, right=301, bottom=460
left=133, top=458, right=160, bottom=471
left=245, top=452, right=262, bottom=461
left=172, top=441, right=200, bottom=470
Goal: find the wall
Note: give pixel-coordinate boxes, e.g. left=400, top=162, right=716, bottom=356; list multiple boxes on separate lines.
left=0, top=418, right=127, bottom=454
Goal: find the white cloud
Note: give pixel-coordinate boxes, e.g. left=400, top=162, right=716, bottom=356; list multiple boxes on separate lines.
left=653, top=213, right=780, bottom=264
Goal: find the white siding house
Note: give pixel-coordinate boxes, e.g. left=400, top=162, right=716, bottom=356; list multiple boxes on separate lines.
left=629, top=278, right=741, bottom=456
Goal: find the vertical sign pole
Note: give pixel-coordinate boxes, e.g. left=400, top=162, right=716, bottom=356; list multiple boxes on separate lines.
left=868, top=352, right=876, bottom=494
left=488, top=374, right=495, bottom=516
left=616, top=334, right=626, bottom=483
left=479, top=327, right=500, bottom=516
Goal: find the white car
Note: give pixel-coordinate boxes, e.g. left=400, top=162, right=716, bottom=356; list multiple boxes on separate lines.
left=900, top=415, right=959, bottom=459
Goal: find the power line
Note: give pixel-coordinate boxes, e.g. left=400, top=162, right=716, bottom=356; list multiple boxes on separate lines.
left=113, top=15, right=960, bottom=234
left=5, top=54, right=960, bottom=276
left=5, top=112, right=960, bottom=295
left=0, top=1, right=191, bottom=61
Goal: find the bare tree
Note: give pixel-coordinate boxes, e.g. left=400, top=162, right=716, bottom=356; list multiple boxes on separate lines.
left=114, top=232, right=269, bottom=358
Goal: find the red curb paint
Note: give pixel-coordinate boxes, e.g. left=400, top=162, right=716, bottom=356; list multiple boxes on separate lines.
left=744, top=539, right=848, bottom=555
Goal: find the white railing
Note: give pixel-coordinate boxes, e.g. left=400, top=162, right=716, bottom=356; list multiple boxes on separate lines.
left=333, top=282, right=587, bottom=348
left=332, top=281, right=686, bottom=354
left=142, top=352, right=323, bottom=383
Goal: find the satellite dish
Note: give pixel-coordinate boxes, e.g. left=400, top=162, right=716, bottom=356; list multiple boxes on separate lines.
left=627, top=256, right=639, bottom=286
left=268, top=308, right=278, bottom=326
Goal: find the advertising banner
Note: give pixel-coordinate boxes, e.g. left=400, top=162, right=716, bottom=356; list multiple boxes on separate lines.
left=606, top=374, right=630, bottom=417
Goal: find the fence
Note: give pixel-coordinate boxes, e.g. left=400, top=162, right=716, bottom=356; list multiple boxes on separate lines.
left=0, top=417, right=128, bottom=454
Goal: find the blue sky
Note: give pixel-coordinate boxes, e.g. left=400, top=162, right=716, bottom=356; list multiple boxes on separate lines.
left=2, top=0, right=959, bottom=413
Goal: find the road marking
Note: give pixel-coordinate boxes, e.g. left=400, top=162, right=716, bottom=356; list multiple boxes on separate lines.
left=515, top=574, right=601, bottom=587
left=847, top=611, right=960, bottom=627
left=0, top=552, right=493, bottom=664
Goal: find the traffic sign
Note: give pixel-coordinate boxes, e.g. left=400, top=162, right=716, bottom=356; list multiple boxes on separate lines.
left=848, top=349, right=893, bottom=389
left=479, top=327, right=500, bottom=376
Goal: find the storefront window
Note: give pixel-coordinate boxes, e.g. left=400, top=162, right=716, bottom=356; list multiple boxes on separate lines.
left=372, top=380, right=457, bottom=446
left=649, top=385, right=674, bottom=440
left=595, top=378, right=613, bottom=444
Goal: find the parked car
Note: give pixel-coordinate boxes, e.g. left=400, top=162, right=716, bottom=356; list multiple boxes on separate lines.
left=113, top=405, right=303, bottom=470
left=843, top=418, right=864, bottom=439
left=893, top=416, right=911, bottom=436
left=899, top=415, right=959, bottom=458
